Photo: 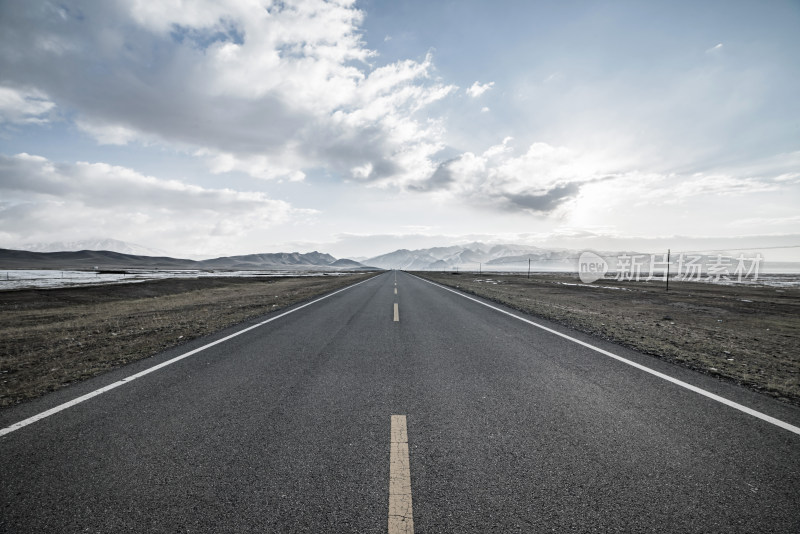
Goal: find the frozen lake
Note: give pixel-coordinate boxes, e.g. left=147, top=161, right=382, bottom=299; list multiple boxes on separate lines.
left=0, top=269, right=351, bottom=291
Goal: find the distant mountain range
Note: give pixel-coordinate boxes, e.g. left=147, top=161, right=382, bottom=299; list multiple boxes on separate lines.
left=0, top=248, right=378, bottom=271
left=6, top=239, right=584, bottom=272
left=20, top=238, right=168, bottom=257
left=362, top=243, right=800, bottom=274
left=5, top=239, right=797, bottom=274
left=363, top=243, right=581, bottom=271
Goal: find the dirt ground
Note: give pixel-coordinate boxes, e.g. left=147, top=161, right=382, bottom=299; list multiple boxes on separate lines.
left=415, top=272, right=800, bottom=406
left=0, top=274, right=378, bottom=407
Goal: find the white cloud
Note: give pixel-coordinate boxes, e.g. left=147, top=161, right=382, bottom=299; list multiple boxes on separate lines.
left=0, top=153, right=312, bottom=255
left=729, top=215, right=800, bottom=228
left=76, top=120, right=141, bottom=146
left=607, top=170, right=797, bottom=207
left=0, top=86, right=55, bottom=125
left=125, top=0, right=250, bottom=33
left=411, top=139, right=613, bottom=213
left=666, top=174, right=783, bottom=198
left=196, top=149, right=307, bottom=182
left=0, top=0, right=454, bottom=185
left=1, top=0, right=796, bottom=251
left=405, top=130, right=800, bottom=221
left=466, top=81, right=494, bottom=98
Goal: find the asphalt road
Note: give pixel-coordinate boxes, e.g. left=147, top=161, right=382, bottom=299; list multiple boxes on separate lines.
left=2, top=270, right=799, bottom=533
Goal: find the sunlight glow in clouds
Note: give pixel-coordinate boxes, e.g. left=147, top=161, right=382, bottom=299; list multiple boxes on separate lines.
left=0, top=0, right=798, bottom=257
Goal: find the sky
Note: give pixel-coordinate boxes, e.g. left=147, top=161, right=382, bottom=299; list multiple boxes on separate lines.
left=0, top=0, right=798, bottom=260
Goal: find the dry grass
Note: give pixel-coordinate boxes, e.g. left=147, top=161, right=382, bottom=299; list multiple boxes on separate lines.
left=0, top=274, right=378, bottom=407
left=415, top=272, right=800, bottom=405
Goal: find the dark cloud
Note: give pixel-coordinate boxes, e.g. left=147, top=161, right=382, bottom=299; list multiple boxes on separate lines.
left=502, top=183, right=580, bottom=212
left=408, top=157, right=458, bottom=192
left=407, top=150, right=585, bottom=213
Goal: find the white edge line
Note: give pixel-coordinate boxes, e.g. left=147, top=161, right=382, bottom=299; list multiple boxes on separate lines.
left=0, top=274, right=380, bottom=438
left=410, top=273, right=800, bottom=436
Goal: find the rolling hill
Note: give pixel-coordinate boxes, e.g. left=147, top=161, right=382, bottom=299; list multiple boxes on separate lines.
left=0, top=248, right=377, bottom=271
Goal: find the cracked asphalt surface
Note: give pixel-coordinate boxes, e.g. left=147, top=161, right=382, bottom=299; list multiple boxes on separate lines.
left=1, top=271, right=799, bottom=532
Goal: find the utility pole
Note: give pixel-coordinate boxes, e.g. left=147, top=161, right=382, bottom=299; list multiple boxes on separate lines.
left=479, top=263, right=482, bottom=275
left=666, top=249, right=671, bottom=292
left=528, top=258, right=531, bottom=279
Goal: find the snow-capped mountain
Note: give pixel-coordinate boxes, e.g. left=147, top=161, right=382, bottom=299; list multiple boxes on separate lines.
left=364, top=243, right=579, bottom=271
left=19, top=238, right=168, bottom=257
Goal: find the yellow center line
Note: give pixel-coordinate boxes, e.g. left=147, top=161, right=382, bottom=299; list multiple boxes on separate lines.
left=389, top=415, right=414, bottom=534
left=393, top=302, right=399, bottom=322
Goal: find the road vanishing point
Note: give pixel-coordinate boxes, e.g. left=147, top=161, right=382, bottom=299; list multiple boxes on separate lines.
left=1, top=271, right=799, bottom=532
